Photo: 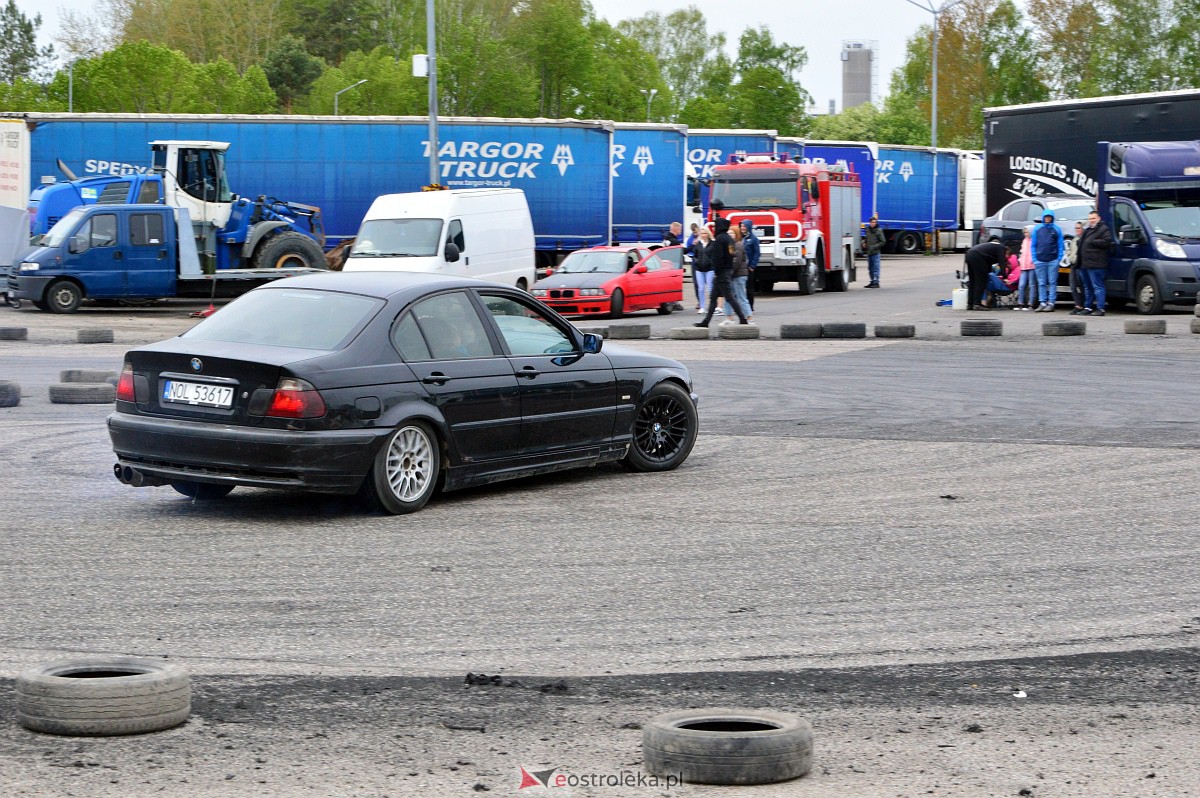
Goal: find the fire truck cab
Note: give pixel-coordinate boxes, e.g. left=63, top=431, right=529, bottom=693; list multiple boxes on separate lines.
left=709, top=153, right=862, bottom=294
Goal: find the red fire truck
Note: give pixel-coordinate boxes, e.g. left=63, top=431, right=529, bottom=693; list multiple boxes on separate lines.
left=709, top=153, right=862, bottom=294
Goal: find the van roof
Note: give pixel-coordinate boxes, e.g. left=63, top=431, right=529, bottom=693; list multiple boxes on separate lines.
left=365, top=188, right=528, bottom=217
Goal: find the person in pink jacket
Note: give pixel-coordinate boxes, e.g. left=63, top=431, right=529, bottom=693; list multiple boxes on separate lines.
left=1015, top=225, right=1036, bottom=310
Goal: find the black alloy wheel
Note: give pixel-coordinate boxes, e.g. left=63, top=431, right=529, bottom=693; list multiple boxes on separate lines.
left=622, top=382, right=698, bottom=472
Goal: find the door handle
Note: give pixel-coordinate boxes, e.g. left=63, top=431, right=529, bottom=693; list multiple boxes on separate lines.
left=519, top=365, right=540, bottom=379
left=113, top=251, right=123, bottom=260
left=421, top=372, right=451, bottom=385
left=158, top=250, right=168, bottom=260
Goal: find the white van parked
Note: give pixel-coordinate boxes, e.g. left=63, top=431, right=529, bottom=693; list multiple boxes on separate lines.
left=343, top=188, right=536, bottom=289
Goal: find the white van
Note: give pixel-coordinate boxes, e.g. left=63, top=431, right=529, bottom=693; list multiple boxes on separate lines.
left=343, top=188, right=536, bottom=289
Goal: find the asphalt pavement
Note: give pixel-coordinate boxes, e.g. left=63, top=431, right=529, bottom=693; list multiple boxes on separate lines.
left=1, top=254, right=1198, bottom=796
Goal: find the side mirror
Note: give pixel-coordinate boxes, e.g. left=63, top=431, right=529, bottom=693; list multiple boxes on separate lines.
left=633, top=264, right=648, bottom=274
left=68, top=235, right=86, bottom=254
left=580, top=332, right=603, bottom=354
left=1119, top=225, right=1144, bottom=244
left=444, top=242, right=460, bottom=262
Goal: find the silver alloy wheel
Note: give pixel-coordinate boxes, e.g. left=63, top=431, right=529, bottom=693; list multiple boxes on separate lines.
left=385, top=425, right=434, bottom=502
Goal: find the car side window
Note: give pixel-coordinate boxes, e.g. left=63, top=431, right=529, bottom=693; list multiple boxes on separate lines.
left=1113, top=202, right=1140, bottom=233
left=137, top=181, right=162, bottom=204
left=656, top=248, right=684, bottom=270
left=129, top=213, right=164, bottom=247
left=447, top=219, right=465, bottom=253
left=643, top=254, right=662, bottom=272
left=405, top=291, right=494, bottom=360
left=481, top=294, right=575, bottom=356
left=93, top=214, right=117, bottom=247
left=1026, top=204, right=1046, bottom=222
left=1002, top=200, right=1030, bottom=222
left=391, top=312, right=431, bottom=361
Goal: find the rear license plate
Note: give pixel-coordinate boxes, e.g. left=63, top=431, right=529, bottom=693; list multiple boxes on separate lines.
left=162, top=379, right=234, bottom=408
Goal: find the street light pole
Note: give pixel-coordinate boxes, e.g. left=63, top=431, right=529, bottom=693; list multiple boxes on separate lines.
left=902, top=0, right=967, bottom=254
left=333, top=79, right=367, bottom=116
left=426, top=0, right=440, bottom=186
left=639, top=88, right=658, bottom=122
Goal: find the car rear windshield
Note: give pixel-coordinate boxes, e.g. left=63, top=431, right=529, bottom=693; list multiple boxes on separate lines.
left=183, top=288, right=383, bottom=350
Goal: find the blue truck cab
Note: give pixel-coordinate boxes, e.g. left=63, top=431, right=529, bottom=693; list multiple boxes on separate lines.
left=29, top=174, right=165, bottom=238
left=1098, top=141, right=1200, bottom=313
left=12, top=204, right=195, bottom=312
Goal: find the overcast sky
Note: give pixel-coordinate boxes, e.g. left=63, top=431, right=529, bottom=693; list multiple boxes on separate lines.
left=23, top=0, right=939, bottom=114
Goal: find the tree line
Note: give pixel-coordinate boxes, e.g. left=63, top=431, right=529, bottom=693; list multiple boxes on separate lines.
left=1, top=0, right=1198, bottom=148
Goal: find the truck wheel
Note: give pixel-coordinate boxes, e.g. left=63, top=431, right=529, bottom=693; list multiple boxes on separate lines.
left=45, top=280, right=82, bottom=314
left=253, top=232, right=327, bottom=270
left=826, top=249, right=852, bottom=292
left=1135, top=274, right=1164, bottom=314
left=798, top=249, right=822, bottom=296
left=897, top=231, right=922, bottom=254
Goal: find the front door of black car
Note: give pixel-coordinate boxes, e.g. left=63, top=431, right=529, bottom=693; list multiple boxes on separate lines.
left=477, top=292, right=617, bottom=455
left=392, top=291, right=522, bottom=463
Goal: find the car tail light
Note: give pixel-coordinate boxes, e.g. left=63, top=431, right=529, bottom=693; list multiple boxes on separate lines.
left=266, top=378, right=326, bottom=419
left=116, top=363, right=135, bottom=402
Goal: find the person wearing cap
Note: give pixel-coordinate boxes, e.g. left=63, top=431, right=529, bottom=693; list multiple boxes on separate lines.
left=863, top=216, right=885, bottom=288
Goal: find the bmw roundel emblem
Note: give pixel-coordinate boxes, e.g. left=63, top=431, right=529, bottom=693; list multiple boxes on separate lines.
left=190, top=358, right=203, bottom=372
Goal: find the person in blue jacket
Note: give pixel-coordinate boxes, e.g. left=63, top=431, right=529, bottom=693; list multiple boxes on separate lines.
left=740, top=220, right=760, bottom=312
left=1031, top=210, right=1064, bottom=312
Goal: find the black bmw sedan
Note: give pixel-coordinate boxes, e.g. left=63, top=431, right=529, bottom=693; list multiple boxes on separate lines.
left=107, top=272, right=699, bottom=514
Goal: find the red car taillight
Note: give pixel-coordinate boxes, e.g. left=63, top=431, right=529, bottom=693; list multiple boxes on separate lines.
left=266, top=378, right=326, bottom=419
left=116, top=363, right=135, bottom=402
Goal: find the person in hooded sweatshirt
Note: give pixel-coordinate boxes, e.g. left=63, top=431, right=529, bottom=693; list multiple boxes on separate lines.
left=1031, top=210, right=1064, bottom=312
left=695, top=216, right=749, bottom=327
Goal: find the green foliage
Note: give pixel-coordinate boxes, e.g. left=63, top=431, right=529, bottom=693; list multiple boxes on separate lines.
left=295, top=47, right=424, bottom=115
left=616, top=6, right=725, bottom=116
left=510, top=0, right=594, bottom=117
left=264, top=35, right=325, bottom=112
left=70, top=40, right=197, bottom=113
left=578, top=19, right=666, bottom=121
left=0, top=0, right=55, bottom=83
left=0, top=77, right=65, bottom=112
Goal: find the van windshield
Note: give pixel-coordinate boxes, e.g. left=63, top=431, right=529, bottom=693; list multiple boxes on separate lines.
left=350, top=219, right=443, bottom=258
left=42, top=208, right=88, bottom=248
left=1140, top=200, right=1200, bottom=239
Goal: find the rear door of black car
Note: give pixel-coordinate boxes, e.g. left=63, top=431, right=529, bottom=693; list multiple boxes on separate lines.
left=475, top=291, right=616, bottom=455
left=394, top=290, right=522, bottom=463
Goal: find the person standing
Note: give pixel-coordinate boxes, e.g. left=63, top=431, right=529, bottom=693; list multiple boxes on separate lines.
left=1066, top=221, right=1086, bottom=314
left=691, top=226, right=715, bottom=313
left=1031, top=211, right=1064, bottom=312
left=863, top=216, right=885, bottom=288
left=1015, top=225, right=1036, bottom=309
left=724, top=223, right=753, bottom=324
left=740, top=220, right=760, bottom=310
left=685, top=222, right=702, bottom=309
left=664, top=222, right=683, bottom=246
left=1077, top=210, right=1113, bottom=316
left=695, top=217, right=748, bottom=327
left=963, top=240, right=1009, bottom=311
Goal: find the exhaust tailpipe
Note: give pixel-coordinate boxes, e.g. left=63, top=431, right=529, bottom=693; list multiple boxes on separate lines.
left=115, top=463, right=166, bottom=487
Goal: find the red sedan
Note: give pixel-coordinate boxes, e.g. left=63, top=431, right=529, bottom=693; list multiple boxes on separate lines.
left=532, top=245, right=685, bottom=318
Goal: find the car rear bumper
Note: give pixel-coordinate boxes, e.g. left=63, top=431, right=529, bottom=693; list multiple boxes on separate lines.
left=108, top=412, right=390, bottom=493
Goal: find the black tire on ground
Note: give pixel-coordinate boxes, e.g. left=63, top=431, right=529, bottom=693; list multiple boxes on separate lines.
left=1190, top=318, right=1200, bottom=334
left=16, top=656, right=191, bottom=736
left=642, top=708, right=813, bottom=785
left=32, top=299, right=49, bottom=311
left=60, top=369, right=119, bottom=383
left=0, top=380, right=20, bottom=407
left=1125, top=318, right=1167, bottom=335
left=610, top=288, right=625, bottom=319
left=171, top=481, right=236, bottom=500
left=961, top=319, right=1003, bottom=336
left=368, top=421, right=440, bottom=514
left=669, top=326, right=709, bottom=340
left=515, top=277, right=528, bottom=292
left=874, top=323, right=916, bottom=338
left=1134, top=273, right=1164, bottom=315
left=657, top=303, right=674, bottom=315
left=821, top=322, right=867, bottom=339
left=0, top=326, right=28, bottom=341
left=45, top=280, right=83, bottom=314
left=717, top=324, right=760, bottom=340
left=1043, top=320, right=1086, bottom=336
left=896, top=231, right=922, bottom=255
left=779, top=323, right=822, bottom=339
left=77, top=329, right=115, bottom=344
left=48, top=383, right=116, bottom=404
left=253, top=231, right=327, bottom=270
left=621, top=381, right=698, bottom=473
left=607, top=324, right=651, bottom=340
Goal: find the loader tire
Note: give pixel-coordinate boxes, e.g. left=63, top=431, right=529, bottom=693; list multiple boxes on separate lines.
left=254, top=231, right=327, bottom=270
